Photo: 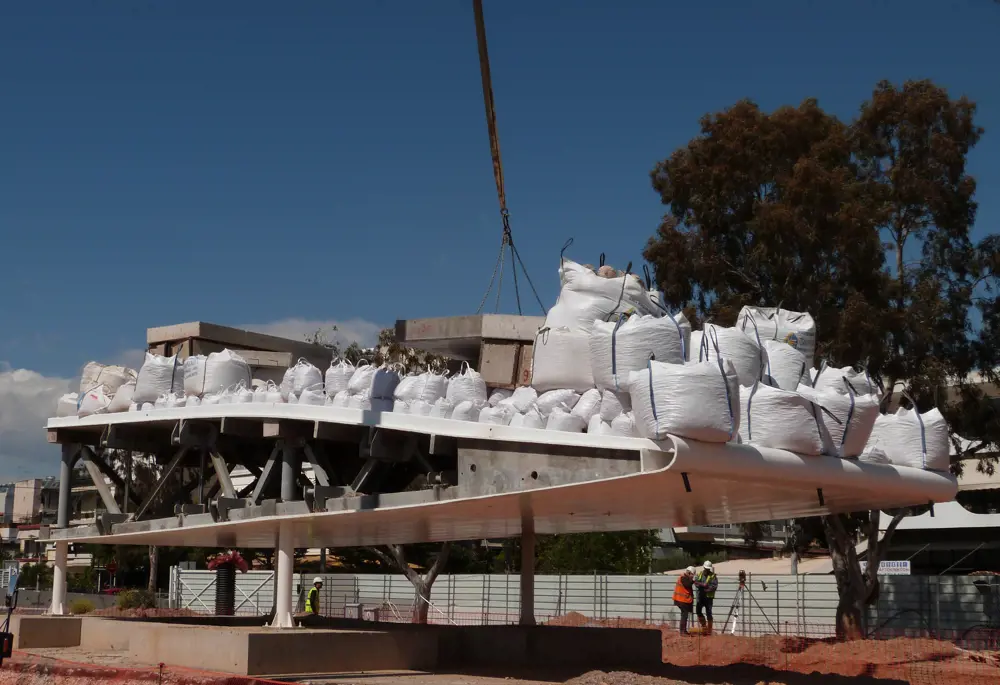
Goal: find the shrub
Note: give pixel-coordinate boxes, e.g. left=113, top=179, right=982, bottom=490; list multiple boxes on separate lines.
left=68, top=598, right=96, bottom=615
left=116, top=588, right=157, bottom=610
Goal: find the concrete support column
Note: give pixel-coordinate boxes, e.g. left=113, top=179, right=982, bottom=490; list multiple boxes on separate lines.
left=269, top=521, right=296, bottom=628
left=51, top=444, right=76, bottom=616
left=280, top=442, right=300, bottom=503
left=519, top=518, right=536, bottom=626
left=50, top=541, right=69, bottom=615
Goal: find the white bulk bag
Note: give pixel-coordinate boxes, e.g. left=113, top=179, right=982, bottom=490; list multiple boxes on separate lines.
left=488, top=388, right=514, bottom=406
left=325, top=360, right=355, bottom=396
left=140, top=402, right=155, bottom=411
left=371, top=366, right=402, bottom=400
left=287, top=358, right=323, bottom=396
left=393, top=375, right=418, bottom=402
left=738, top=383, right=823, bottom=455
left=253, top=381, right=283, bottom=404
left=280, top=367, right=296, bottom=401
left=80, top=362, right=135, bottom=396
left=762, top=340, right=808, bottom=391
left=812, top=364, right=879, bottom=396
left=674, top=311, right=693, bottom=363
left=629, top=358, right=740, bottom=443
left=392, top=399, right=410, bottom=414
left=57, top=393, right=79, bottom=417
left=446, top=362, right=488, bottom=404
left=348, top=362, right=377, bottom=396
left=499, top=386, right=538, bottom=414
left=867, top=406, right=950, bottom=471
left=737, top=307, right=817, bottom=370
left=107, top=383, right=136, bottom=414
left=231, top=381, right=254, bottom=404
left=588, top=415, right=613, bottom=435
left=511, top=407, right=545, bottom=429
left=599, top=389, right=630, bottom=423
left=610, top=412, right=639, bottom=438
left=452, top=399, right=486, bottom=422
left=531, top=326, right=594, bottom=393
left=536, top=389, right=581, bottom=416
left=184, top=350, right=251, bottom=397
left=479, top=404, right=515, bottom=426
left=332, top=390, right=350, bottom=408
left=431, top=398, right=455, bottom=419
left=134, top=353, right=185, bottom=403
left=571, top=388, right=603, bottom=422
left=348, top=393, right=371, bottom=410
left=589, top=314, right=684, bottom=391
left=858, top=446, right=891, bottom=465
left=545, top=259, right=657, bottom=332
left=409, top=371, right=450, bottom=404
left=546, top=408, right=587, bottom=433
left=696, top=324, right=765, bottom=387
left=409, top=399, right=434, bottom=416
left=154, top=393, right=187, bottom=410
left=298, top=383, right=326, bottom=406
left=799, top=381, right=880, bottom=457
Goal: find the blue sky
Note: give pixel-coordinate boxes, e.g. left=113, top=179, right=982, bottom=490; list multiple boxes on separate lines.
left=1, top=0, right=998, bottom=477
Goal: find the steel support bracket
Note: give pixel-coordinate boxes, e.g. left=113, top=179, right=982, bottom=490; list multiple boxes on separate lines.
left=313, top=485, right=355, bottom=511
left=212, top=497, right=248, bottom=522
left=97, top=513, right=128, bottom=535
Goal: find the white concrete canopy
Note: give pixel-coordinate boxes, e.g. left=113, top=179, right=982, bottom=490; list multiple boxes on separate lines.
left=46, top=404, right=957, bottom=548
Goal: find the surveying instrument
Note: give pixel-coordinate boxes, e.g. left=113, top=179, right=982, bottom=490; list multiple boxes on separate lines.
left=723, top=570, right=777, bottom=635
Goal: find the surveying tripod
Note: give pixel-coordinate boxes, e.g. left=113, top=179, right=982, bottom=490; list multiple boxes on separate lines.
left=723, top=570, right=778, bottom=636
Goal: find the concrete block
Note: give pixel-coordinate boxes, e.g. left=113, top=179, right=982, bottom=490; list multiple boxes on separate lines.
left=246, top=629, right=438, bottom=676
left=11, top=616, right=81, bottom=648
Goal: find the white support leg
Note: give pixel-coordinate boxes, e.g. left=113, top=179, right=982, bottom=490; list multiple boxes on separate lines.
left=520, top=518, right=536, bottom=626
left=269, top=521, right=295, bottom=628
left=50, top=541, right=68, bottom=616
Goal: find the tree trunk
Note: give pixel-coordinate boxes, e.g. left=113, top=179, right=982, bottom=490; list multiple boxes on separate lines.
left=372, top=542, right=451, bottom=625
left=147, top=545, right=159, bottom=593
left=790, top=550, right=799, bottom=575
left=412, top=580, right=431, bottom=624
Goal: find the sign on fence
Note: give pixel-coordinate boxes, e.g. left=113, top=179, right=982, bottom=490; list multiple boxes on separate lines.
left=860, top=560, right=911, bottom=576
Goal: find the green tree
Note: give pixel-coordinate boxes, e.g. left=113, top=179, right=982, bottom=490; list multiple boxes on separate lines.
left=644, top=80, right=999, bottom=639
left=494, top=531, right=661, bottom=574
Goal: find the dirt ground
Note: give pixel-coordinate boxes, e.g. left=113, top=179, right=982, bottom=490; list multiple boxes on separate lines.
left=4, top=620, right=1000, bottom=685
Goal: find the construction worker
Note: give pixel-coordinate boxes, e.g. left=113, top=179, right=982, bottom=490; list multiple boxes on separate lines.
left=694, top=560, right=718, bottom=635
left=672, top=566, right=695, bottom=635
left=306, top=577, right=323, bottom=615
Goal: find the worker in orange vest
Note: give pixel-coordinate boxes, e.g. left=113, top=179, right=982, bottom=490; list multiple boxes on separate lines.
left=672, top=566, right=695, bottom=635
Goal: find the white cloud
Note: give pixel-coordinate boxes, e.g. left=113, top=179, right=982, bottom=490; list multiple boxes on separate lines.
left=0, top=365, right=73, bottom=481
left=241, top=318, right=384, bottom=350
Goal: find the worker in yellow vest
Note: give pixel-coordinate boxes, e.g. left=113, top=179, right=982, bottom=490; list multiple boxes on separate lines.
left=694, top=561, right=718, bottom=635
left=306, top=577, right=323, bottom=615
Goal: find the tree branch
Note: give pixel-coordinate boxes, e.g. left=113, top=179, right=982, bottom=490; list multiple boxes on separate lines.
left=425, top=542, right=451, bottom=586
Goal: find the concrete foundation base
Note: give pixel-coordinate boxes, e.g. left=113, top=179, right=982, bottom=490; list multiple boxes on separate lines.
left=11, top=616, right=662, bottom=677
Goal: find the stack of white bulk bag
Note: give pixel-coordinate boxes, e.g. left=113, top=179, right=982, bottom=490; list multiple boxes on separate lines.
left=589, top=314, right=685, bottom=391
left=546, top=259, right=658, bottom=331
left=588, top=415, right=614, bottom=435
left=107, top=383, right=136, bottom=413
left=761, top=340, right=808, bottom=391
left=737, top=307, right=817, bottom=371
left=531, top=326, right=594, bottom=392
left=452, top=399, right=487, bottom=422
left=570, top=388, right=602, bottom=422
left=184, top=350, right=252, bottom=397
left=56, top=393, right=79, bottom=417
left=134, top=354, right=185, bottom=404
left=80, top=362, right=136, bottom=396
left=798, top=380, right=880, bottom=457
left=446, top=363, right=488, bottom=404
left=812, top=364, right=880, bottom=396
left=599, top=389, right=631, bottom=422
left=253, top=381, right=283, bottom=403
left=610, top=412, right=639, bottom=438
left=695, top=324, right=765, bottom=387
left=546, top=407, right=586, bottom=432
left=629, top=358, right=740, bottom=443
left=536, top=389, right=581, bottom=417
left=738, top=383, right=823, bottom=455
left=325, top=359, right=355, bottom=397
left=866, top=407, right=950, bottom=471
left=78, top=387, right=112, bottom=417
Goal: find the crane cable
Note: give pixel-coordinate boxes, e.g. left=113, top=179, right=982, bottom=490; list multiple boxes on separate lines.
left=472, top=0, right=546, bottom=316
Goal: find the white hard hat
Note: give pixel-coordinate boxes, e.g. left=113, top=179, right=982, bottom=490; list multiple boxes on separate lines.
left=685, top=566, right=695, bottom=574
left=313, top=577, right=323, bottom=584
left=703, top=561, right=713, bottom=570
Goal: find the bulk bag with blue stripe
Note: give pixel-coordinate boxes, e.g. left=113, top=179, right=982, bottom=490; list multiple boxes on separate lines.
left=628, top=358, right=740, bottom=443
left=695, top=324, right=766, bottom=387
left=589, top=314, right=685, bottom=391
left=736, top=306, right=817, bottom=371
left=737, top=382, right=824, bottom=455
left=865, top=406, right=950, bottom=471
left=797, top=379, right=880, bottom=458
left=761, top=340, right=807, bottom=391
left=133, top=353, right=185, bottom=404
